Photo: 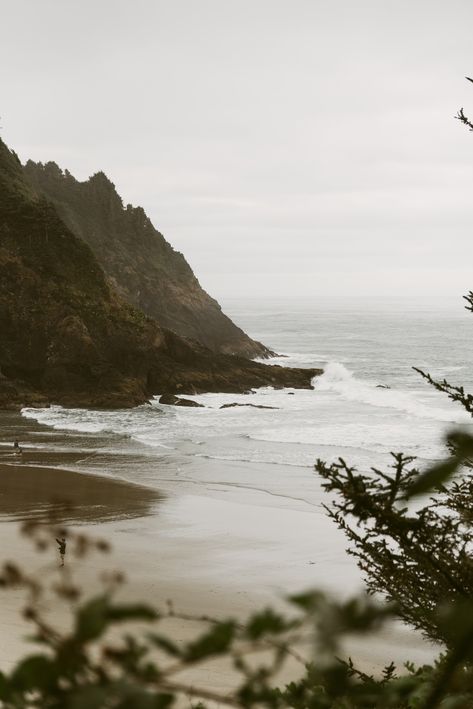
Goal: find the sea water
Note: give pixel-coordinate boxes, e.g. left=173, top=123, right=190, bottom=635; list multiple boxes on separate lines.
left=22, top=295, right=473, bottom=484
left=18, top=295, right=473, bottom=666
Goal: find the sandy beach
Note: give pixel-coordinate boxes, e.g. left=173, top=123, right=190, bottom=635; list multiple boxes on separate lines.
left=0, top=409, right=439, bottom=693
left=0, top=456, right=312, bottom=692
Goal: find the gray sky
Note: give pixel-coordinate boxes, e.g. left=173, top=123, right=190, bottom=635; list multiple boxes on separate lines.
left=2, top=0, right=473, bottom=299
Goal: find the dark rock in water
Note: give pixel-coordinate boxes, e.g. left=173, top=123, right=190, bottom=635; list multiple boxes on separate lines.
left=220, top=403, right=278, bottom=410
left=0, top=136, right=321, bottom=410
left=376, top=384, right=391, bottom=389
left=287, top=392, right=295, bottom=395
left=159, top=394, right=203, bottom=408
left=23, top=160, right=274, bottom=359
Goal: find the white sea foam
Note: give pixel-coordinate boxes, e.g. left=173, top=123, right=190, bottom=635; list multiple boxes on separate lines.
left=247, top=424, right=446, bottom=460
left=253, top=352, right=330, bottom=367
left=21, top=405, right=169, bottom=441
left=21, top=406, right=113, bottom=433
left=21, top=359, right=470, bottom=470
left=19, top=344, right=473, bottom=476
left=314, top=362, right=470, bottom=423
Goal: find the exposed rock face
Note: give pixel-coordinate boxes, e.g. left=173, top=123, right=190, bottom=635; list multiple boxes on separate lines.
left=0, top=138, right=321, bottom=410
left=159, top=394, right=204, bottom=407
left=23, top=161, right=272, bottom=358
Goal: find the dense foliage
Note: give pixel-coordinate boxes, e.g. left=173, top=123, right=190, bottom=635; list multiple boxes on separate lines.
left=316, top=440, right=473, bottom=646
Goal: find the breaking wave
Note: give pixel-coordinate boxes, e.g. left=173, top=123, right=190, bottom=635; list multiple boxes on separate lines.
left=314, top=362, right=470, bottom=423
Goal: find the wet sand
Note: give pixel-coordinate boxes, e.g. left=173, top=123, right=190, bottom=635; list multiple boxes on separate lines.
left=0, top=416, right=438, bottom=688
left=0, top=455, right=290, bottom=690
left=0, top=461, right=162, bottom=523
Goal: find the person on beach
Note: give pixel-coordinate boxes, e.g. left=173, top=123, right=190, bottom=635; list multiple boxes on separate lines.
left=56, top=537, right=66, bottom=566
left=13, top=439, right=19, bottom=449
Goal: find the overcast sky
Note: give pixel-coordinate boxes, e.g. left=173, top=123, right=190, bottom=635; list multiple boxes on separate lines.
left=2, top=0, right=473, bottom=299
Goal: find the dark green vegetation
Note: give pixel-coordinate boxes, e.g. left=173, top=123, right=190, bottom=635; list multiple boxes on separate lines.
left=0, top=138, right=319, bottom=409
left=23, top=160, right=270, bottom=358
left=317, top=432, right=473, bottom=647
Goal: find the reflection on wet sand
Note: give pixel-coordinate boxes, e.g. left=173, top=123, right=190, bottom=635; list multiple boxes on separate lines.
left=0, top=462, right=162, bottom=524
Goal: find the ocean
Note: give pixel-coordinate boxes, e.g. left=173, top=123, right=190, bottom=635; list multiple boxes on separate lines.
left=14, top=295, right=473, bottom=667
left=21, top=295, right=473, bottom=482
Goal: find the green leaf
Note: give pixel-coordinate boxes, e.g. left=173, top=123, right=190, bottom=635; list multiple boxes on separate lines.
left=288, top=590, right=325, bottom=612
left=148, top=633, right=182, bottom=657
left=114, top=687, right=174, bottom=709
left=76, top=597, right=158, bottom=643
left=408, top=432, right=473, bottom=497
left=10, top=654, right=56, bottom=692
left=107, top=603, right=158, bottom=623
left=152, top=693, right=174, bottom=709
left=0, top=671, right=10, bottom=701
left=436, top=600, right=473, bottom=649
left=69, top=685, right=110, bottom=709
left=407, top=458, right=459, bottom=497
left=245, top=608, right=291, bottom=639
left=183, top=621, right=236, bottom=662
left=75, top=595, right=109, bottom=642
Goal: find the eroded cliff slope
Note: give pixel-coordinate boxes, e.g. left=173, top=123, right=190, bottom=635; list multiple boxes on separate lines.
left=0, top=139, right=319, bottom=409
left=23, top=161, right=271, bottom=358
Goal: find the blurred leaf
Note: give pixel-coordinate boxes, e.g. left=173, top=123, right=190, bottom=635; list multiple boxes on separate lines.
left=75, top=595, right=109, bottom=642
left=148, top=633, right=182, bottom=657
left=184, top=621, right=236, bottom=662
left=436, top=600, right=473, bottom=650
left=114, top=685, right=174, bottom=709
left=245, top=608, right=292, bottom=639
left=288, top=590, right=325, bottom=612
left=152, top=693, right=174, bottom=709
left=76, top=596, right=158, bottom=643
left=407, top=458, right=460, bottom=497
left=408, top=432, right=473, bottom=498
left=10, top=654, right=56, bottom=691
left=0, top=671, right=9, bottom=701
left=69, top=685, right=110, bottom=709
left=107, top=603, right=158, bottom=624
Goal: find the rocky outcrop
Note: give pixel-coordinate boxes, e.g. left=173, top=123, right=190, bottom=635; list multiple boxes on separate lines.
left=23, top=161, right=272, bottom=358
left=0, top=138, right=321, bottom=410
left=159, top=394, right=204, bottom=407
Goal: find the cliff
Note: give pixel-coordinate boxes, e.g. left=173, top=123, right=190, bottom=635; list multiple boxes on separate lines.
left=0, top=138, right=320, bottom=409
left=23, top=161, right=271, bottom=358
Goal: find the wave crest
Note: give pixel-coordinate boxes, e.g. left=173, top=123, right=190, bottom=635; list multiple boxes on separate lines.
left=315, top=362, right=470, bottom=423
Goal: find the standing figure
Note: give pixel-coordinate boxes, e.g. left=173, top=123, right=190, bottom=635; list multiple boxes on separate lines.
left=13, top=440, right=23, bottom=460
left=56, top=537, right=67, bottom=567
